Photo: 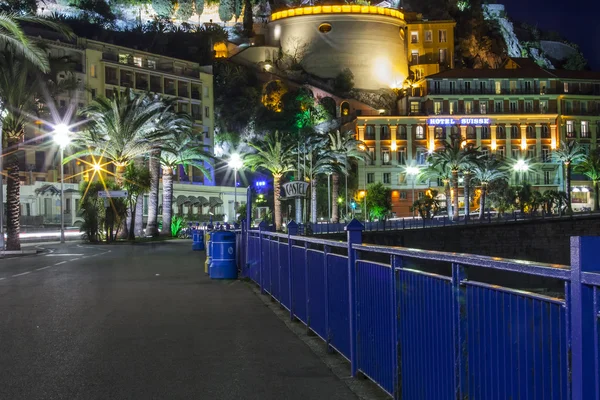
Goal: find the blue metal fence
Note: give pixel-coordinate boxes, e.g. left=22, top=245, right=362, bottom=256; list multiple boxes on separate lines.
left=238, top=220, right=600, bottom=400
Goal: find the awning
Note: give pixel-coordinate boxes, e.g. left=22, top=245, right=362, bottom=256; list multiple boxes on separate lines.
left=176, top=195, right=188, bottom=206
left=187, top=196, right=200, bottom=206
left=209, top=196, right=223, bottom=207
left=197, top=196, right=209, bottom=206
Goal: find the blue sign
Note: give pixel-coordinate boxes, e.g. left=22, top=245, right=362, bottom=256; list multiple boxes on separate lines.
left=255, top=180, right=267, bottom=188
left=428, top=117, right=491, bottom=126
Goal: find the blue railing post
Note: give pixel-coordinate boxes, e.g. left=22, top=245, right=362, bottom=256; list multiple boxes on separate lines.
left=287, top=220, right=298, bottom=321
left=304, top=240, right=310, bottom=333
left=258, top=221, right=267, bottom=294
left=391, top=255, right=401, bottom=399
left=570, top=236, right=600, bottom=399
left=346, top=219, right=364, bottom=377
left=324, top=244, right=331, bottom=352
left=452, top=262, right=468, bottom=398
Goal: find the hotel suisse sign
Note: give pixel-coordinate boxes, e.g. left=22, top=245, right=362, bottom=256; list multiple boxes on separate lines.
left=427, top=118, right=491, bottom=126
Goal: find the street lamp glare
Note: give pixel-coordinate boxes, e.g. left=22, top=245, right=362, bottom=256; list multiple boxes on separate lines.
left=93, top=163, right=102, bottom=172
left=53, top=124, right=71, bottom=148
left=228, top=153, right=243, bottom=170
left=514, top=159, right=528, bottom=172
left=406, top=166, right=420, bottom=175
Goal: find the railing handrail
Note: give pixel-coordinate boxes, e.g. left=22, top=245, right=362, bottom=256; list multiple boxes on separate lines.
left=354, top=243, right=570, bottom=279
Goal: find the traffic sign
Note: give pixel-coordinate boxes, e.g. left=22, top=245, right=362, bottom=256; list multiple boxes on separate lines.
left=98, top=190, right=128, bottom=198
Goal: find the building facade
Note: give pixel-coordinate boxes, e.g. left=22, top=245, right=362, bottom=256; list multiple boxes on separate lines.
left=2, top=32, right=224, bottom=230
left=357, top=58, right=600, bottom=216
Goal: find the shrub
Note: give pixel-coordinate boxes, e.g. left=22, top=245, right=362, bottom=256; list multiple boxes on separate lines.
left=334, top=68, right=354, bottom=94
left=171, top=215, right=185, bottom=237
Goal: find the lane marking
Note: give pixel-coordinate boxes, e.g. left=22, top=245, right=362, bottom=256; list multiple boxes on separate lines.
left=45, top=253, right=84, bottom=257
left=54, top=261, right=67, bottom=266
left=69, top=258, right=80, bottom=261
left=0, top=277, right=5, bottom=281
left=12, top=271, right=31, bottom=277
left=35, top=266, right=52, bottom=271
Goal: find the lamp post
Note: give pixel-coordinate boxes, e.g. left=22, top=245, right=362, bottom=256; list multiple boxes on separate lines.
left=228, top=153, right=243, bottom=221
left=53, top=124, right=71, bottom=244
left=406, top=165, right=420, bottom=218
left=0, top=107, right=6, bottom=250
left=359, top=144, right=368, bottom=221
left=514, top=159, right=529, bottom=184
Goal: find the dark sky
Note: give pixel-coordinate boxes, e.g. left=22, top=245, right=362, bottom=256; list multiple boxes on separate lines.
left=501, top=0, right=600, bottom=70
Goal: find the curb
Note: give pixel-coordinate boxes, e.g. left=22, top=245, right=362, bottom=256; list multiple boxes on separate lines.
left=0, top=249, right=39, bottom=258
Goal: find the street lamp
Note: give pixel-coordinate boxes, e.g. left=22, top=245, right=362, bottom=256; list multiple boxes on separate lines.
left=228, top=153, right=243, bottom=221
left=406, top=165, right=420, bottom=218
left=359, top=144, right=368, bottom=221
left=0, top=107, right=7, bottom=250
left=53, top=124, right=71, bottom=244
left=514, top=159, right=529, bottom=184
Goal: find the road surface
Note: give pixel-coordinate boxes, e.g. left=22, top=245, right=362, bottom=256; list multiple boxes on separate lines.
left=0, top=241, right=357, bottom=400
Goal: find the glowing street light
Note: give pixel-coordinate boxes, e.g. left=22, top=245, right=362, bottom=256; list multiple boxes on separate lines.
left=513, top=159, right=529, bottom=184
left=406, top=165, right=420, bottom=217
left=53, top=124, right=72, bottom=244
left=228, top=153, right=244, bottom=219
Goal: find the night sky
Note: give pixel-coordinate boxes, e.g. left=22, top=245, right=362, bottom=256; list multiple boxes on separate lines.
left=501, top=0, right=600, bottom=70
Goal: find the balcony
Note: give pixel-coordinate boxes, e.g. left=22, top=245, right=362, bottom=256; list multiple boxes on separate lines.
left=101, top=52, right=202, bottom=81
left=428, top=88, right=557, bottom=96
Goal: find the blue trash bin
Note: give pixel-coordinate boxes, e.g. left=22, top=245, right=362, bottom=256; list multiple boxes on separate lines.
left=192, top=230, right=204, bottom=251
left=209, top=231, right=237, bottom=279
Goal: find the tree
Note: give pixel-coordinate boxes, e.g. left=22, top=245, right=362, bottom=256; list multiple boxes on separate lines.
left=218, top=0, right=234, bottom=22
left=158, top=133, right=213, bottom=236
left=122, top=162, right=151, bottom=240
left=0, top=13, right=73, bottom=72
left=487, top=179, right=517, bottom=217
left=152, top=0, right=174, bottom=17
left=473, top=156, right=507, bottom=219
left=575, top=150, right=600, bottom=211
left=300, top=135, right=336, bottom=223
left=245, top=131, right=296, bottom=231
left=366, top=182, right=392, bottom=221
left=420, top=163, right=452, bottom=217
left=176, top=0, right=193, bottom=20
left=429, top=140, right=478, bottom=220
left=0, top=50, right=78, bottom=250
left=195, top=0, right=205, bottom=16
left=410, top=189, right=441, bottom=220
left=326, top=130, right=367, bottom=223
left=333, top=68, right=354, bottom=94
left=68, top=89, right=166, bottom=185
left=553, top=141, right=586, bottom=213
left=242, top=0, right=253, bottom=36
left=233, top=0, right=243, bottom=20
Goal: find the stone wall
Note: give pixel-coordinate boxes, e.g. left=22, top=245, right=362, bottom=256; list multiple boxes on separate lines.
left=324, top=215, right=600, bottom=265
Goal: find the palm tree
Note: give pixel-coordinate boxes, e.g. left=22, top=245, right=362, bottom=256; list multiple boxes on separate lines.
left=553, top=141, right=586, bottom=213
left=159, top=133, right=213, bottom=236
left=68, top=90, right=166, bottom=185
left=145, top=102, right=191, bottom=237
left=473, top=156, right=507, bottom=219
left=326, top=130, right=367, bottom=222
left=0, top=13, right=73, bottom=72
left=429, top=140, right=478, bottom=221
left=301, top=136, right=336, bottom=223
left=0, top=48, right=81, bottom=250
left=575, top=150, right=600, bottom=211
left=245, top=131, right=295, bottom=231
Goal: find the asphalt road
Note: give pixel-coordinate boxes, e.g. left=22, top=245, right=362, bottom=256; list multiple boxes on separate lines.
left=0, top=241, right=357, bottom=400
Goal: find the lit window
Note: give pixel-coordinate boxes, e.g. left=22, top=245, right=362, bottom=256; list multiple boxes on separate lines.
left=425, top=30, right=432, bottom=42
left=540, top=81, right=547, bottom=95
left=465, top=101, right=473, bottom=114
left=434, top=126, right=445, bottom=139
left=118, top=54, right=129, bottom=64
left=564, top=82, right=569, bottom=93
left=434, top=101, right=442, bottom=115
left=411, top=50, right=419, bottom=64
left=416, top=126, right=425, bottom=140
left=90, top=64, right=97, bottom=78
left=449, top=101, right=457, bottom=115
left=439, top=49, right=447, bottom=64
left=411, top=31, right=419, bottom=43
left=381, top=148, right=391, bottom=165
left=566, top=120, right=574, bottom=138
left=495, top=81, right=501, bottom=94
left=438, top=30, right=447, bottom=43
left=582, top=121, right=590, bottom=138
left=147, top=60, right=157, bottom=69
left=540, top=100, right=548, bottom=114
left=480, top=101, right=487, bottom=114
left=410, top=102, right=420, bottom=114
